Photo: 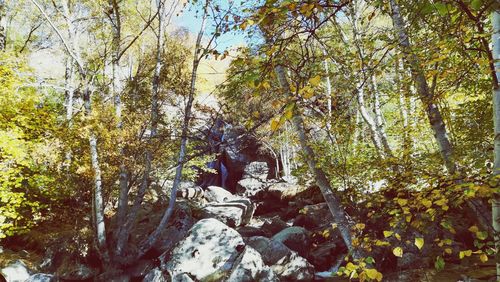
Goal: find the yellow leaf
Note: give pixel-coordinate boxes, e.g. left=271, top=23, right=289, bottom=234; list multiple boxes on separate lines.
left=422, top=199, right=432, bottom=208
left=346, top=262, right=357, bottom=271
left=480, top=254, right=488, bottom=263
left=444, top=248, right=452, bottom=254
left=383, top=231, right=393, bottom=238
left=414, top=237, right=424, bottom=250
left=270, top=119, right=280, bottom=131
left=397, top=198, right=408, bottom=206
left=309, top=75, right=321, bottom=86
left=355, top=223, right=366, bottom=230
left=405, top=215, right=412, bottom=223
left=395, top=233, right=401, bottom=241
left=393, top=247, right=403, bottom=257
left=435, top=198, right=447, bottom=206
left=331, top=223, right=338, bottom=229
left=459, top=250, right=472, bottom=259
left=375, top=272, right=383, bottom=281
left=365, top=268, right=379, bottom=280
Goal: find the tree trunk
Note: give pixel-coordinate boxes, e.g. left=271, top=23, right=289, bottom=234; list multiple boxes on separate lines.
left=491, top=9, right=500, bottom=279
left=356, top=84, right=385, bottom=157
left=371, top=75, right=393, bottom=157
left=84, top=86, right=110, bottom=263
left=389, top=0, right=456, bottom=174
left=0, top=0, right=5, bottom=50
left=272, top=61, right=359, bottom=257
left=138, top=0, right=210, bottom=257
left=114, top=0, right=168, bottom=257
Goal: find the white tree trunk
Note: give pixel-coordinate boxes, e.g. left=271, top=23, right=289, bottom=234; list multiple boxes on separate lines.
left=491, top=9, right=500, bottom=278
left=389, top=0, right=456, bottom=174
left=139, top=0, right=210, bottom=257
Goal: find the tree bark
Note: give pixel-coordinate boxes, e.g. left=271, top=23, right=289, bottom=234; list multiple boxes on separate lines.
left=491, top=8, right=500, bottom=279
left=0, top=0, right=6, bottom=50
left=138, top=0, right=210, bottom=257
left=275, top=65, right=359, bottom=257
left=114, top=0, right=169, bottom=257
left=389, top=0, right=456, bottom=174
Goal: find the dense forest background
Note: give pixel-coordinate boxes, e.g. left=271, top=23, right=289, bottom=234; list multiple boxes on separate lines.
left=0, top=0, right=500, bottom=281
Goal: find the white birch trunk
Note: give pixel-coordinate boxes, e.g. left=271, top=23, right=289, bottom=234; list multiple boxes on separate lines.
left=491, top=9, right=500, bottom=278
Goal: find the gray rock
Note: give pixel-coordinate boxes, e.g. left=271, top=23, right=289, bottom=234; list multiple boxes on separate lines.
left=204, top=186, right=235, bottom=202
left=26, top=273, right=55, bottom=282
left=272, top=226, right=311, bottom=257
left=246, top=236, right=291, bottom=265
left=162, top=218, right=245, bottom=281
left=227, top=246, right=278, bottom=282
left=1, top=260, right=31, bottom=282
left=236, top=178, right=267, bottom=198
left=242, top=162, right=269, bottom=181
left=294, top=203, right=334, bottom=229
left=197, top=198, right=255, bottom=227
left=267, top=182, right=308, bottom=201
left=142, top=268, right=169, bottom=282
left=57, top=263, right=97, bottom=280
left=261, top=216, right=289, bottom=236
left=271, top=251, right=315, bottom=281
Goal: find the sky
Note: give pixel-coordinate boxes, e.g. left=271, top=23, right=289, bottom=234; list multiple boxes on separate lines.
left=173, top=0, right=248, bottom=52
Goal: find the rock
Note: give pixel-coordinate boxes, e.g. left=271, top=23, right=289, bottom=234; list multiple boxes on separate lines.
left=272, top=227, right=311, bottom=257
left=242, top=162, right=269, bottom=180
left=227, top=246, right=278, bottom=282
left=309, top=241, right=339, bottom=271
left=143, top=268, right=169, bottom=282
left=1, top=260, right=31, bottom=282
left=236, top=226, right=268, bottom=238
left=271, top=252, right=315, bottom=281
left=267, top=182, right=308, bottom=201
left=261, top=216, right=289, bottom=236
left=246, top=236, right=292, bottom=265
left=162, top=218, right=245, bottom=281
left=197, top=198, right=255, bottom=227
left=294, top=203, right=334, bottom=229
left=236, top=178, right=267, bottom=198
left=204, top=186, right=235, bottom=202
left=57, top=263, right=97, bottom=280
left=397, top=252, right=424, bottom=270
left=26, top=274, right=55, bottom=282
left=153, top=203, right=195, bottom=255
left=176, top=186, right=204, bottom=200
left=126, top=259, right=155, bottom=278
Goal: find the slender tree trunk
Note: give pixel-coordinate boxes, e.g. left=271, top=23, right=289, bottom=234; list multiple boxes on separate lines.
left=491, top=9, right=500, bottom=278
left=273, top=64, right=359, bottom=257
left=356, top=84, right=385, bottom=157
left=371, top=75, right=393, bottom=157
left=138, top=0, right=209, bottom=257
left=83, top=85, right=110, bottom=263
left=0, top=0, right=5, bottom=50
left=389, top=0, right=456, bottom=174
left=115, top=0, right=168, bottom=257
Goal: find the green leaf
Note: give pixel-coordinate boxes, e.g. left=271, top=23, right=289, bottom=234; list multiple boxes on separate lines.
left=435, top=256, right=445, bottom=270
left=434, top=3, right=448, bottom=16
left=471, top=0, right=482, bottom=10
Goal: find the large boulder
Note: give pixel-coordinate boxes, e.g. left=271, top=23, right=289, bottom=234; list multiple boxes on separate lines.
left=161, top=219, right=247, bottom=281
left=246, top=236, right=314, bottom=281
left=271, top=251, right=315, bottom=281
left=226, top=246, right=277, bottom=282
left=26, top=273, right=55, bottom=282
left=261, top=216, right=289, bottom=236
left=272, top=227, right=311, bottom=257
left=151, top=203, right=195, bottom=255
left=1, top=260, right=31, bottom=282
left=142, top=268, right=169, bottom=282
left=246, top=236, right=292, bottom=265
left=294, top=203, right=334, bottom=229
left=267, top=182, right=308, bottom=201
left=242, top=162, right=269, bottom=181
left=197, top=198, right=255, bottom=227
left=204, top=186, right=235, bottom=203
left=57, top=263, right=97, bottom=280
left=236, top=178, right=268, bottom=198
